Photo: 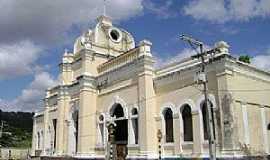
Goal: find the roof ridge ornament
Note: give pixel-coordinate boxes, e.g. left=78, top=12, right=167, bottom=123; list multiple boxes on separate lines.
left=215, top=41, right=230, bottom=55
left=103, top=0, right=107, bottom=16
left=64, top=48, right=68, bottom=56
left=96, top=0, right=112, bottom=26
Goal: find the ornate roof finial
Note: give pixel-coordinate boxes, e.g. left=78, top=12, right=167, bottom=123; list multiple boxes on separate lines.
left=64, top=48, right=68, bottom=56
left=103, top=0, right=107, bottom=16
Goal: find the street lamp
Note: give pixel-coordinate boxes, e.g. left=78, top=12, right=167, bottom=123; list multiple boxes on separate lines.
left=107, top=122, right=116, bottom=160
left=157, top=129, right=162, bottom=160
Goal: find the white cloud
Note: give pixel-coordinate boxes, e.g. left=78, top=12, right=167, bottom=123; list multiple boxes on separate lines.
left=0, top=72, right=58, bottom=112
left=183, top=0, right=270, bottom=23
left=0, top=40, right=42, bottom=79
left=183, top=0, right=228, bottom=23
left=0, top=1, right=144, bottom=111
left=251, top=48, right=270, bottom=71
left=0, top=99, right=12, bottom=111
left=0, top=0, right=144, bottom=45
left=251, top=55, right=270, bottom=71
left=143, top=0, right=177, bottom=19
left=155, top=45, right=212, bottom=68
left=0, top=0, right=144, bottom=80
left=155, top=48, right=195, bottom=68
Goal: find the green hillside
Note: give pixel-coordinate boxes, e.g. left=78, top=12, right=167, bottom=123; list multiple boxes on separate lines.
left=0, top=110, right=34, bottom=148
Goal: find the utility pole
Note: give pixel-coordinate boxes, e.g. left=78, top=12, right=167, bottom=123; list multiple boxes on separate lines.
left=180, top=35, right=219, bottom=160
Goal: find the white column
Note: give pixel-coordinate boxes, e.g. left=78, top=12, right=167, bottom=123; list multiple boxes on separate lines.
left=102, top=121, right=106, bottom=146
left=31, top=117, right=37, bottom=156
left=67, top=121, right=72, bottom=155
left=260, top=106, right=269, bottom=153
left=42, top=106, right=49, bottom=155
left=96, top=120, right=105, bottom=147
left=193, top=111, right=203, bottom=154
left=179, top=113, right=184, bottom=153
left=41, top=131, right=44, bottom=151
left=241, top=102, right=250, bottom=145
left=96, top=122, right=100, bottom=146
left=128, top=118, right=135, bottom=145
left=173, top=114, right=181, bottom=153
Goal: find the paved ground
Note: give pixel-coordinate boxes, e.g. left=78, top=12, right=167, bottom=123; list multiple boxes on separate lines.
left=37, top=155, right=270, bottom=160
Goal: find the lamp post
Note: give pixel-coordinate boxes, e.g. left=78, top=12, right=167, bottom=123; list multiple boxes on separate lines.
left=157, top=129, right=162, bottom=160
left=107, top=123, right=115, bottom=160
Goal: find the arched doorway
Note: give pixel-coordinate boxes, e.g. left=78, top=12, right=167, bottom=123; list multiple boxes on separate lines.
left=110, top=103, right=128, bottom=160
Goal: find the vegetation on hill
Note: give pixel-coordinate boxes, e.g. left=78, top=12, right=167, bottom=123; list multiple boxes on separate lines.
left=0, top=110, right=34, bottom=148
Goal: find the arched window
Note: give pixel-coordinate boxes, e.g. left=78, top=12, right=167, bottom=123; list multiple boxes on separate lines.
left=163, top=108, right=174, bottom=143
left=201, top=101, right=215, bottom=140
left=48, top=126, right=53, bottom=151
left=52, top=119, right=57, bottom=151
left=72, top=110, right=79, bottom=152
left=267, top=123, right=270, bottom=130
left=131, top=108, right=139, bottom=144
left=182, top=105, right=193, bottom=142
left=98, top=115, right=105, bottom=145
left=40, top=131, right=44, bottom=149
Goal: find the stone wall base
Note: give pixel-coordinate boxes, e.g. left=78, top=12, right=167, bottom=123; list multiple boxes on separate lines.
left=39, top=155, right=270, bottom=160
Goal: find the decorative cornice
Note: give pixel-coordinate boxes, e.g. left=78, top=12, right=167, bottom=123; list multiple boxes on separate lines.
left=76, top=74, right=97, bottom=90
left=98, top=79, right=136, bottom=96
left=97, top=47, right=140, bottom=73
left=154, top=54, right=270, bottom=88
left=72, top=49, right=112, bottom=66
left=97, top=55, right=154, bottom=89
left=225, top=60, right=270, bottom=83
left=234, top=99, right=270, bottom=108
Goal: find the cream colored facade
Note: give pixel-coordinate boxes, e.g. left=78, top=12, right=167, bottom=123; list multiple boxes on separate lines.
left=31, top=15, right=270, bottom=159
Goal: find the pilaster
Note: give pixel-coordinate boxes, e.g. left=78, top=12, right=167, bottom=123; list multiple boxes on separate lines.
left=55, top=86, right=70, bottom=155
left=173, top=114, right=181, bottom=153
left=42, top=103, right=50, bottom=156
left=77, top=75, right=97, bottom=156
left=241, top=102, right=250, bottom=145
left=31, top=116, right=37, bottom=156
left=59, top=51, right=73, bottom=85
left=260, top=106, right=269, bottom=154
left=192, top=111, right=203, bottom=155
left=216, top=69, right=237, bottom=152
left=137, top=40, right=157, bottom=156
left=80, top=49, right=107, bottom=77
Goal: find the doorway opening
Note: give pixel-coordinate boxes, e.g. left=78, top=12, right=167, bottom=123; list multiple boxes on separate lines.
left=110, top=103, right=128, bottom=159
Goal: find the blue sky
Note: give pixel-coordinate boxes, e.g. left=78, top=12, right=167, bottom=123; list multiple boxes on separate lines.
left=0, top=0, right=270, bottom=111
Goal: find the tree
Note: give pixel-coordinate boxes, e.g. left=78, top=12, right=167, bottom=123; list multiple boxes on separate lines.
left=238, top=55, right=251, bottom=64
left=0, top=110, right=34, bottom=147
